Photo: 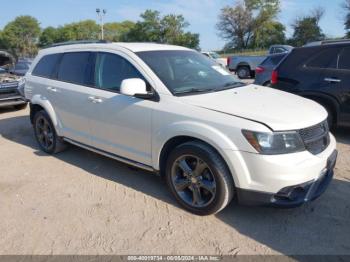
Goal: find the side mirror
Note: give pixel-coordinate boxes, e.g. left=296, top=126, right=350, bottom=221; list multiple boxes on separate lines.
left=120, top=78, right=148, bottom=96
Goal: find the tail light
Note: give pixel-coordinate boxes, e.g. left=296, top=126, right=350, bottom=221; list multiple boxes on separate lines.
left=227, top=56, right=231, bottom=66
left=255, top=66, right=265, bottom=74
left=271, top=70, right=278, bottom=85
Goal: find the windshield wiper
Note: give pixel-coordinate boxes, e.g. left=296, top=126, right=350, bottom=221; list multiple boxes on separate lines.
left=173, top=88, right=215, bottom=95
left=214, top=81, right=246, bottom=91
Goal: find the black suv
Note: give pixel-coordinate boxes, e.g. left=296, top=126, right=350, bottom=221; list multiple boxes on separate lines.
left=271, top=40, right=350, bottom=128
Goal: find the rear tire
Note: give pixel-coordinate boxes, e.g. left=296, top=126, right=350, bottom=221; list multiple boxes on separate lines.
left=165, top=141, right=234, bottom=216
left=33, top=110, right=67, bottom=154
left=236, top=66, right=251, bottom=79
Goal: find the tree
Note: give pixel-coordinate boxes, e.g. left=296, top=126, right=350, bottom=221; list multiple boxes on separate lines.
left=217, top=0, right=281, bottom=49
left=1, top=16, right=41, bottom=57
left=39, top=27, right=60, bottom=47
left=250, top=21, right=286, bottom=48
left=290, top=8, right=325, bottom=46
left=344, top=0, right=350, bottom=37
left=104, top=21, right=135, bottom=42
left=126, top=10, right=200, bottom=49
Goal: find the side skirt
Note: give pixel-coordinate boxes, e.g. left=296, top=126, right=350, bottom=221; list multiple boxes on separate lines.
left=63, top=138, right=155, bottom=173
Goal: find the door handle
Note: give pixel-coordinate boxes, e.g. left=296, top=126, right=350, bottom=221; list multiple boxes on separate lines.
left=88, top=96, right=103, bottom=103
left=47, top=87, right=58, bottom=92
left=324, top=78, right=341, bottom=83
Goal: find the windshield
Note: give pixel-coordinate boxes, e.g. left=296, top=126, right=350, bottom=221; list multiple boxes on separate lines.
left=137, top=50, right=244, bottom=95
left=210, top=52, right=220, bottom=59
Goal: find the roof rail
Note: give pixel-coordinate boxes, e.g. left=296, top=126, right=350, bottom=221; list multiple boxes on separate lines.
left=43, top=40, right=110, bottom=49
left=304, top=39, right=350, bottom=47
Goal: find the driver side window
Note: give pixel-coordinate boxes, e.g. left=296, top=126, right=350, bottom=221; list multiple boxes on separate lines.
left=95, top=52, right=145, bottom=92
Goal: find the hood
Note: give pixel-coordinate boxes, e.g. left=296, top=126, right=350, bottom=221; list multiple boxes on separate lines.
left=0, top=50, right=16, bottom=68
left=180, top=84, right=327, bottom=131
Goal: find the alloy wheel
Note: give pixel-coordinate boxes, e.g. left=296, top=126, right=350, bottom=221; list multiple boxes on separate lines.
left=171, top=155, right=216, bottom=208
left=35, top=116, right=54, bottom=151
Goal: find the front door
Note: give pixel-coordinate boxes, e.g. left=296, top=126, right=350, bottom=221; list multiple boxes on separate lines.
left=87, top=52, right=153, bottom=165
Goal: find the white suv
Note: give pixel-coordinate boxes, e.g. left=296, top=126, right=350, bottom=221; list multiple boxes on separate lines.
left=25, top=42, right=337, bottom=215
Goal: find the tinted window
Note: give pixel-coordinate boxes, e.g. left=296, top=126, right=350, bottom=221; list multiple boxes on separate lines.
left=338, top=48, right=350, bottom=70
left=95, top=53, right=144, bottom=91
left=32, top=54, right=61, bottom=78
left=274, top=47, right=286, bottom=54
left=15, top=63, right=29, bottom=70
left=262, top=54, right=285, bottom=66
left=305, top=48, right=339, bottom=69
left=58, top=52, right=92, bottom=85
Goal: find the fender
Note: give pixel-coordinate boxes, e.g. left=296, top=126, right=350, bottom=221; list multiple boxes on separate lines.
left=152, top=121, right=238, bottom=170
left=299, top=91, right=340, bottom=121
left=30, top=94, right=61, bottom=135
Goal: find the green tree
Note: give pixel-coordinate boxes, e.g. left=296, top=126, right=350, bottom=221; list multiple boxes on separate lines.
left=217, top=0, right=281, bottom=49
left=0, top=31, right=7, bottom=49
left=39, top=27, right=60, bottom=47
left=126, top=10, right=200, bottom=49
left=1, top=16, right=41, bottom=57
left=290, top=8, right=325, bottom=46
left=104, top=21, right=135, bottom=42
left=344, top=0, right=350, bottom=37
left=250, top=21, right=286, bottom=48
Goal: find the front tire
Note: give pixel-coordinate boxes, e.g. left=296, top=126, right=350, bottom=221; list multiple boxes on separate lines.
left=165, top=141, right=234, bottom=215
left=33, top=110, right=67, bottom=154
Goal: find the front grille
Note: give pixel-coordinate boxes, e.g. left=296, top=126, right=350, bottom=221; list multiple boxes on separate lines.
left=0, top=89, right=19, bottom=100
left=0, top=81, right=18, bottom=89
left=299, top=121, right=330, bottom=155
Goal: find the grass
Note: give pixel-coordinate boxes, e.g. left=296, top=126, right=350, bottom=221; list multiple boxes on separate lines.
left=218, top=49, right=267, bottom=58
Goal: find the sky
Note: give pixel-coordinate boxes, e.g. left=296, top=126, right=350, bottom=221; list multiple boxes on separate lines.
left=0, top=0, right=347, bottom=50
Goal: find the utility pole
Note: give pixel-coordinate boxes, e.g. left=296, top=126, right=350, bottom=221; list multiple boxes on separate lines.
left=96, top=8, right=107, bottom=40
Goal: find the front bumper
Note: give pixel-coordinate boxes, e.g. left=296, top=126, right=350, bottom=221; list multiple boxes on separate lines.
left=0, top=86, right=26, bottom=107
left=236, top=149, right=338, bottom=207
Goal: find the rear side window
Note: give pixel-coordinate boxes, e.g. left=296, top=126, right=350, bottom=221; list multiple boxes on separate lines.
left=95, top=53, right=144, bottom=91
left=338, top=48, right=350, bottom=70
left=57, top=52, right=93, bottom=85
left=305, top=48, right=339, bottom=69
left=32, top=54, right=61, bottom=78
left=262, top=54, right=285, bottom=66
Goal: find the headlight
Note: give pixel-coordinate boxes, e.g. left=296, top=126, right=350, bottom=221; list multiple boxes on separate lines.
left=242, top=130, right=305, bottom=155
left=17, top=77, right=26, bottom=97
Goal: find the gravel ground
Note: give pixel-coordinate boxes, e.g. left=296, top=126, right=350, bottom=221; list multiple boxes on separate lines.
left=0, top=107, right=349, bottom=255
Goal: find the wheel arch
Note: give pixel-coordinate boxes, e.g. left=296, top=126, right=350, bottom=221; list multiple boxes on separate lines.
left=301, top=92, right=340, bottom=125
left=30, top=95, right=60, bottom=134
left=153, top=122, right=238, bottom=178
left=236, top=63, right=250, bottom=70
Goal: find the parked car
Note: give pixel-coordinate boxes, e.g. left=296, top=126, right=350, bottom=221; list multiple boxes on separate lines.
left=201, top=51, right=227, bottom=67
left=9, top=60, right=32, bottom=76
left=0, top=50, right=27, bottom=109
left=254, top=53, right=287, bottom=86
left=25, top=41, right=337, bottom=215
left=271, top=40, right=350, bottom=128
left=227, top=45, right=293, bottom=79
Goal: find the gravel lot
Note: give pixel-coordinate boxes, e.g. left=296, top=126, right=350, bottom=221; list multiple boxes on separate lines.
left=0, top=107, right=349, bottom=255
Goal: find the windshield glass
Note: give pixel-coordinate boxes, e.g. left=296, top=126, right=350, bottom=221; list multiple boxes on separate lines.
left=210, top=52, right=220, bottom=59
left=137, top=50, right=243, bottom=95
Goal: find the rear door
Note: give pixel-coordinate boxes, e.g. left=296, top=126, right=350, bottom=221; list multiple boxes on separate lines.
left=47, top=52, right=96, bottom=145
left=332, top=47, right=350, bottom=124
